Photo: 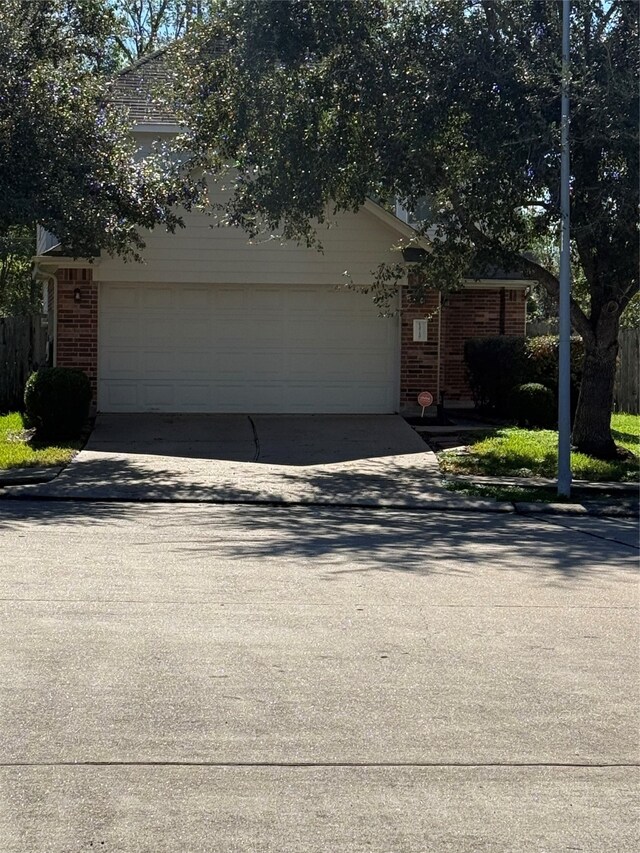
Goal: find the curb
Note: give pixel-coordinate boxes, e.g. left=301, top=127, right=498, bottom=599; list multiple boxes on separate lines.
left=0, top=467, right=64, bottom=487
left=514, top=501, right=639, bottom=518
left=1, top=490, right=638, bottom=517
left=0, top=491, right=516, bottom=513
left=445, top=473, right=639, bottom=495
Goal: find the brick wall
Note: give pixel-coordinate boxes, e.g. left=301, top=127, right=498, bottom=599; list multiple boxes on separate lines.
left=55, top=268, right=98, bottom=401
left=400, top=286, right=526, bottom=409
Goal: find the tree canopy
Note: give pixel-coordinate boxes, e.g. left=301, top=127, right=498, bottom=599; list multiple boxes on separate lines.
left=0, top=0, right=195, bottom=261
left=175, top=0, right=639, bottom=457
left=113, top=1, right=216, bottom=62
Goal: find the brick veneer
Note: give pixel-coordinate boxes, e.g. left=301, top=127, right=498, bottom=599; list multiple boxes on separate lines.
left=52, top=270, right=525, bottom=413
left=400, top=285, right=527, bottom=409
left=55, top=268, right=98, bottom=401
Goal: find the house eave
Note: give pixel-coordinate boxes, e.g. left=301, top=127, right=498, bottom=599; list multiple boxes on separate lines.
left=133, top=121, right=185, bottom=135
left=32, top=255, right=98, bottom=273
left=462, top=278, right=531, bottom=290
left=363, top=199, right=432, bottom=252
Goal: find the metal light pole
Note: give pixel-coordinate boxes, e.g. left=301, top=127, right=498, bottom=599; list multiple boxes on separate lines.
left=558, top=0, right=572, bottom=498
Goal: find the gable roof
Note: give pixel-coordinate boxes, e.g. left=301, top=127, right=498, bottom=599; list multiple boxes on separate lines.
left=110, top=47, right=176, bottom=124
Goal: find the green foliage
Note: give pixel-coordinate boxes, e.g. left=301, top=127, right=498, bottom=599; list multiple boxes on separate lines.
left=24, top=368, right=91, bottom=439
left=509, top=383, right=556, bottom=429
left=525, top=335, right=584, bottom=400
left=0, top=412, right=79, bottom=470
left=465, top=334, right=583, bottom=415
left=439, top=418, right=639, bottom=483
left=173, top=0, right=638, bottom=457
left=113, top=1, right=217, bottom=63
left=0, top=226, right=36, bottom=315
left=464, top=337, right=527, bottom=412
left=175, top=0, right=637, bottom=309
left=0, top=0, right=196, bottom=262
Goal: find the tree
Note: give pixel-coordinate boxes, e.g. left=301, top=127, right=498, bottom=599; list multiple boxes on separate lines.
left=174, top=0, right=639, bottom=458
left=0, top=227, right=36, bottom=315
left=0, top=0, right=195, bottom=263
left=113, top=1, right=215, bottom=62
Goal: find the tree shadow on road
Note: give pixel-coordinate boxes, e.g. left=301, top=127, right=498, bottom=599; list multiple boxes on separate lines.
left=1, top=469, right=637, bottom=583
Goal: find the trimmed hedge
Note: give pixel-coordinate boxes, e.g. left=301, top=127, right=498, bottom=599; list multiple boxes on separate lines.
left=464, top=337, right=527, bottom=411
left=510, top=383, right=556, bottom=428
left=24, top=367, right=91, bottom=439
left=464, top=335, right=584, bottom=418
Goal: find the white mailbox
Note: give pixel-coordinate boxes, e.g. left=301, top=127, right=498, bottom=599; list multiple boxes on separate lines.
left=413, top=319, right=429, bottom=342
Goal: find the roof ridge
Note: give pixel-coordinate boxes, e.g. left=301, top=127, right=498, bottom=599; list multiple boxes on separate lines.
left=115, top=44, right=171, bottom=79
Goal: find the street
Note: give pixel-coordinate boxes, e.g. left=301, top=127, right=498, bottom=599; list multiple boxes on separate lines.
left=0, top=501, right=638, bottom=851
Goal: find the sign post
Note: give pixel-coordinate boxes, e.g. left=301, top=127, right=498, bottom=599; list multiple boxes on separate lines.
left=558, top=0, right=572, bottom=498
left=417, top=391, right=434, bottom=419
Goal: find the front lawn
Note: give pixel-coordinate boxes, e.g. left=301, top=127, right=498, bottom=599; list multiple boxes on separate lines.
left=0, top=412, right=81, bottom=470
left=439, top=413, right=640, bottom=483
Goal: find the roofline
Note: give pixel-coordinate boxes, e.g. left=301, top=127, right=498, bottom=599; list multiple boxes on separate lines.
left=33, top=255, right=98, bottom=269
left=462, top=279, right=531, bottom=289
left=363, top=199, right=432, bottom=251
left=132, top=121, right=185, bottom=134
left=113, top=45, right=170, bottom=80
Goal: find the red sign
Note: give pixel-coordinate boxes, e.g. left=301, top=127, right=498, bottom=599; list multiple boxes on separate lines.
left=417, top=391, right=434, bottom=408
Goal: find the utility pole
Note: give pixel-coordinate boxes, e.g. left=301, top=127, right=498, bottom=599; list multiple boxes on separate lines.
left=558, top=0, right=572, bottom=498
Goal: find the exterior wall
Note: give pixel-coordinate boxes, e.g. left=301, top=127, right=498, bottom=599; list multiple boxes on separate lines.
left=400, top=290, right=442, bottom=411
left=400, top=286, right=527, bottom=410
left=96, top=201, right=407, bottom=287
left=53, top=266, right=526, bottom=414
left=55, top=268, right=98, bottom=401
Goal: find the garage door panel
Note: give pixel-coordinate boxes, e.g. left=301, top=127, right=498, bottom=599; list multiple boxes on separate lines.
left=101, top=350, right=140, bottom=379
left=140, top=287, right=173, bottom=309
left=98, top=382, right=139, bottom=410
left=182, top=318, right=212, bottom=344
left=101, top=286, right=138, bottom=310
left=140, top=383, right=175, bottom=408
left=99, top=283, right=397, bottom=413
left=100, top=315, right=138, bottom=344
left=175, top=384, right=210, bottom=409
left=180, top=288, right=211, bottom=311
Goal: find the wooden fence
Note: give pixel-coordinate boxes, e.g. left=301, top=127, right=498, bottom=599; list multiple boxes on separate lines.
left=526, top=321, right=639, bottom=414
left=0, top=316, right=48, bottom=413
left=615, top=327, right=640, bottom=415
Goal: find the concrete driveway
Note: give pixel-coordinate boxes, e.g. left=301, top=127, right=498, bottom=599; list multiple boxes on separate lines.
left=9, top=413, right=491, bottom=508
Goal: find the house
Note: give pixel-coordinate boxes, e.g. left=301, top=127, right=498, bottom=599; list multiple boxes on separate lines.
left=33, top=50, right=528, bottom=416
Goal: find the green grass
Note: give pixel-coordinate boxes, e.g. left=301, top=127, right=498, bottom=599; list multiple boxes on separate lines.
left=444, top=479, right=565, bottom=503
left=0, top=412, right=80, bottom=470
left=439, top=412, right=639, bottom=483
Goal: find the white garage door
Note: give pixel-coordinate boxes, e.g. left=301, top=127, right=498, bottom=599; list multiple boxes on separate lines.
left=98, top=283, right=398, bottom=413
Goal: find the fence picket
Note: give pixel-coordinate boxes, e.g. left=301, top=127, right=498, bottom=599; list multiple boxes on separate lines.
left=0, top=316, right=48, bottom=413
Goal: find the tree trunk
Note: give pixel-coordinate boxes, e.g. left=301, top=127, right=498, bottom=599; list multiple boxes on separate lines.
left=572, top=326, right=619, bottom=459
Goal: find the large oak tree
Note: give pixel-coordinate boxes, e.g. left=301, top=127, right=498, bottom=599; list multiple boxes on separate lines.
left=175, top=0, right=639, bottom=458
left=0, top=0, right=195, bottom=262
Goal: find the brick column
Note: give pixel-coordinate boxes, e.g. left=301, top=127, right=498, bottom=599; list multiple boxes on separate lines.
left=55, top=268, right=98, bottom=403
left=399, top=288, right=441, bottom=410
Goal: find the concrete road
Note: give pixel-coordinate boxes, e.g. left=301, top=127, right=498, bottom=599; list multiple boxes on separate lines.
left=0, top=502, right=638, bottom=851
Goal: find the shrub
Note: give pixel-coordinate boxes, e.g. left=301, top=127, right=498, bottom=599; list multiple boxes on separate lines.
left=525, top=335, right=584, bottom=399
left=24, top=367, right=91, bottom=439
left=464, top=336, right=527, bottom=412
left=464, top=334, right=584, bottom=417
left=509, top=383, right=556, bottom=428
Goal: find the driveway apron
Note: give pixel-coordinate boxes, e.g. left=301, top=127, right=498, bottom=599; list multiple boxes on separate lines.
left=4, top=414, right=502, bottom=509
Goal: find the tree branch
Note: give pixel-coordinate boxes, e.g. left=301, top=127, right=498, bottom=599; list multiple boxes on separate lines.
left=595, top=0, right=621, bottom=39
left=451, top=197, right=594, bottom=343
